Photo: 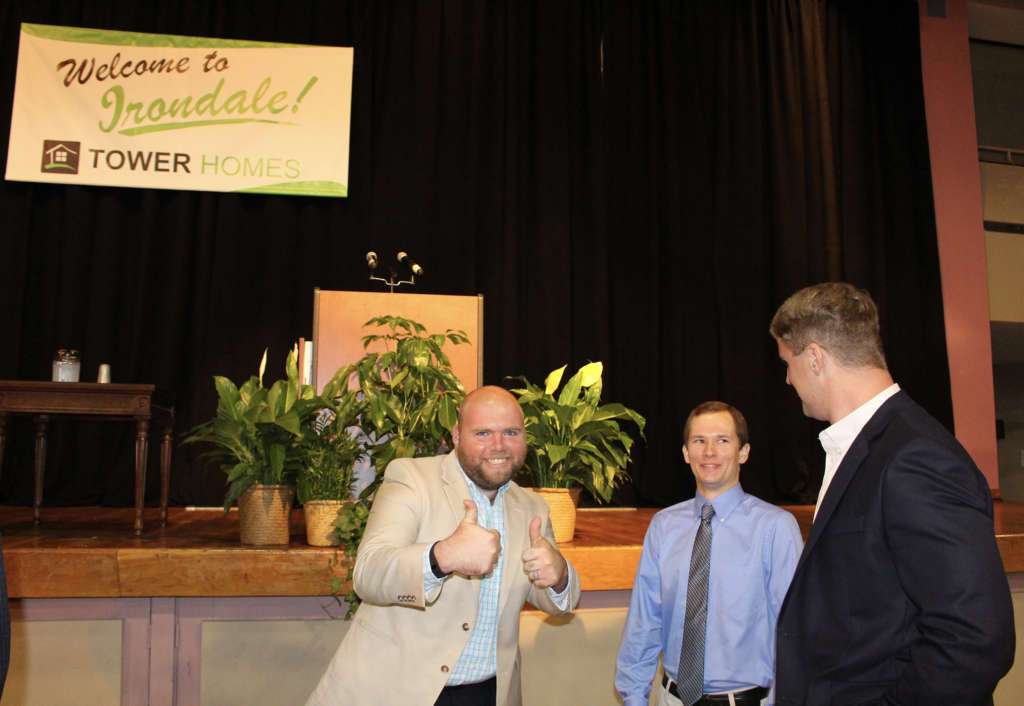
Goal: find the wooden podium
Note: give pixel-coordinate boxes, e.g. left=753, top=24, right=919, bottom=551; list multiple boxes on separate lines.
left=310, top=289, right=484, bottom=392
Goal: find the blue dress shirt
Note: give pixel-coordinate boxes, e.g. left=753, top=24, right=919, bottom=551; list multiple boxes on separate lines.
left=616, top=484, right=803, bottom=706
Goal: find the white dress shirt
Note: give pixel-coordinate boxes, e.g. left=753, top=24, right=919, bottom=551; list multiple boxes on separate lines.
left=814, top=383, right=900, bottom=520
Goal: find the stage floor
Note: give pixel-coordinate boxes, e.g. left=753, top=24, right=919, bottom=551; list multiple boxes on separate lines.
left=0, top=505, right=658, bottom=597
left=1, top=502, right=1022, bottom=598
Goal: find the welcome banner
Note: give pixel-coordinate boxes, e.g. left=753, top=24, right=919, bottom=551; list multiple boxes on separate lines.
left=5, top=24, right=353, bottom=197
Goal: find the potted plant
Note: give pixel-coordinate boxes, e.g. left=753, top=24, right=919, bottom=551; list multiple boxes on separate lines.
left=346, top=316, right=468, bottom=477
left=510, top=361, right=646, bottom=542
left=330, top=315, right=469, bottom=615
left=297, top=388, right=366, bottom=546
left=185, top=346, right=323, bottom=545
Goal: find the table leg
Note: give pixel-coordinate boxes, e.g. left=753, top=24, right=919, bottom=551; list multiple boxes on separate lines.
left=160, top=425, right=173, bottom=527
left=134, top=418, right=150, bottom=536
left=33, top=415, right=49, bottom=525
left=0, top=413, right=7, bottom=484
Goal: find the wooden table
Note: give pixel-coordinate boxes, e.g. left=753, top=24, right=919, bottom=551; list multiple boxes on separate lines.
left=0, top=381, right=174, bottom=535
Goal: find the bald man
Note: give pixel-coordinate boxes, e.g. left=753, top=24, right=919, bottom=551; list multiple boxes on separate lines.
left=305, top=386, right=580, bottom=706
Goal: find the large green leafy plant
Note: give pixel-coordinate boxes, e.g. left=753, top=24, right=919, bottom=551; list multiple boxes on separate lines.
left=331, top=315, right=469, bottom=615
left=185, top=347, right=323, bottom=510
left=344, top=315, right=468, bottom=477
left=510, top=362, right=646, bottom=503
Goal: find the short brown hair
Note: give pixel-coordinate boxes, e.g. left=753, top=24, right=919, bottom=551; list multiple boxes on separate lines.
left=683, top=401, right=749, bottom=447
left=769, top=282, right=887, bottom=369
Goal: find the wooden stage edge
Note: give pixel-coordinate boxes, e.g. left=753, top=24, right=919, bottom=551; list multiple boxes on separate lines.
left=2, top=502, right=1024, bottom=599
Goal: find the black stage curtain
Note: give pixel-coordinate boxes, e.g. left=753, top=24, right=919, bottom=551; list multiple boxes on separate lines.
left=0, top=0, right=950, bottom=509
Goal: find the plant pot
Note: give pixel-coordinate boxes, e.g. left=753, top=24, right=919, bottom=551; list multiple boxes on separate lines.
left=304, top=499, right=348, bottom=547
left=238, top=484, right=294, bottom=546
left=532, top=487, right=582, bottom=543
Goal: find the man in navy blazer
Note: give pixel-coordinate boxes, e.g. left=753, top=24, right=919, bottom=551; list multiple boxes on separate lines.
left=769, top=282, right=1014, bottom=706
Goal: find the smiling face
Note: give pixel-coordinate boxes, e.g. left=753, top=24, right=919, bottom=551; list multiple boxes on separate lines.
left=683, top=410, right=750, bottom=499
left=451, top=387, right=527, bottom=495
left=776, top=338, right=829, bottom=422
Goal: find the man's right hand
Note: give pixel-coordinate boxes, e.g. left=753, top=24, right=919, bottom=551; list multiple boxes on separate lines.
left=433, top=500, right=501, bottom=577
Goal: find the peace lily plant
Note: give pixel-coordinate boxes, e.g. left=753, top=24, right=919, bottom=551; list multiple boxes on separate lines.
left=186, top=346, right=323, bottom=510
left=185, top=346, right=328, bottom=545
left=511, top=361, right=645, bottom=503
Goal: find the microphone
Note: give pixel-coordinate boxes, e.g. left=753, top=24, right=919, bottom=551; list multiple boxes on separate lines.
left=397, top=251, right=424, bottom=277
left=366, top=251, right=379, bottom=270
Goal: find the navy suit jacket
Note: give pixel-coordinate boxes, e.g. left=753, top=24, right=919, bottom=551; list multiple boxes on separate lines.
left=775, top=392, right=1014, bottom=706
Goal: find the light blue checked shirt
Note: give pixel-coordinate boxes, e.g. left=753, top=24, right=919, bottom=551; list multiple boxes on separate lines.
left=422, top=470, right=570, bottom=685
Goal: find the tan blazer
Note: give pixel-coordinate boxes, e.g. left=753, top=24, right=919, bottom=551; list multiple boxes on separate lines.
left=305, top=452, right=580, bottom=706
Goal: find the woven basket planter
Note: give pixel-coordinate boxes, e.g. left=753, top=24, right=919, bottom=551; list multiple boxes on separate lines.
left=303, top=499, right=348, bottom=547
left=238, top=484, right=294, bottom=546
left=532, top=487, right=582, bottom=543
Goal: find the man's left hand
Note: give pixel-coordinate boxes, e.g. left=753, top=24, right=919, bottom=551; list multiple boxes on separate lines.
left=522, top=517, right=569, bottom=592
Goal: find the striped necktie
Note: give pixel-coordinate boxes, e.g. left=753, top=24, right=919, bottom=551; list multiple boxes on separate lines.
left=676, top=503, right=715, bottom=705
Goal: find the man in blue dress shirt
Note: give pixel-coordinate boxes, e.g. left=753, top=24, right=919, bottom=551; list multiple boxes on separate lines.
left=616, top=401, right=803, bottom=706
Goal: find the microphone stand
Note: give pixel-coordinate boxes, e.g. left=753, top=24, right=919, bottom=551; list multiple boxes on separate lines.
left=369, top=270, right=417, bottom=293
left=367, top=252, right=419, bottom=293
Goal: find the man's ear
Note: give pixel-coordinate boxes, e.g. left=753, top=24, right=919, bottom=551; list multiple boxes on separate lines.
left=807, top=342, right=825, bottom=374
left=682, top=444, right=690, bottom=464
left=739, top=443, right=751, bottom=464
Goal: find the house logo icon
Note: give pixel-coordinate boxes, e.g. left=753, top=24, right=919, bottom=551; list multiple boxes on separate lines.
left=41, top=140, right=80, bottom=174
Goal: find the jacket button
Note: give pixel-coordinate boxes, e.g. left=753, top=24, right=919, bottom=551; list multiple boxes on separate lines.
left=441, top=665, right=450, bottom=673
left=462, top=623, right=471, bottom=631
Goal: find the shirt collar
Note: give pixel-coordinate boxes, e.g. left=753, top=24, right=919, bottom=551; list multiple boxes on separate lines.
left=459, top=465, right=510, bottom=505
left=819, top=383, right=900, bottom=457
left=693, top=483, right=745, bottom=523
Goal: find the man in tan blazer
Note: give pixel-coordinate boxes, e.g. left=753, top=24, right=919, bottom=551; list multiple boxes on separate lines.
left=305, top=386, right=580, bottom=706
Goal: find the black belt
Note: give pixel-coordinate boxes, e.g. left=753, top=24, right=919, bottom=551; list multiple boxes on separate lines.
left=439, top=677, right=496, bottom=694
left=661, top=674, right=768, bottom=705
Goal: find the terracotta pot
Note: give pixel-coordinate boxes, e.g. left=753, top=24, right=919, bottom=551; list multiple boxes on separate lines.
left=531, top=487, right=582, bottom=543
left=238, top=484, right=294, bottom=546
left=303, top=499, right=348, bottom=547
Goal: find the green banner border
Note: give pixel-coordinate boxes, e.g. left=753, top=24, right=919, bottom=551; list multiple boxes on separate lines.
left=238, top=181, right=347, bottom=197
left=22, top=23, right=309, bottom=49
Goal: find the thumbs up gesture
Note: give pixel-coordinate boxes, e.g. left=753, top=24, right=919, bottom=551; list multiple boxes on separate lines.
left=522, top=517, right=569, bottom=591
left=434, top=500, right=502, bottom=577
left=461, top=499, right=479, bottom=526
